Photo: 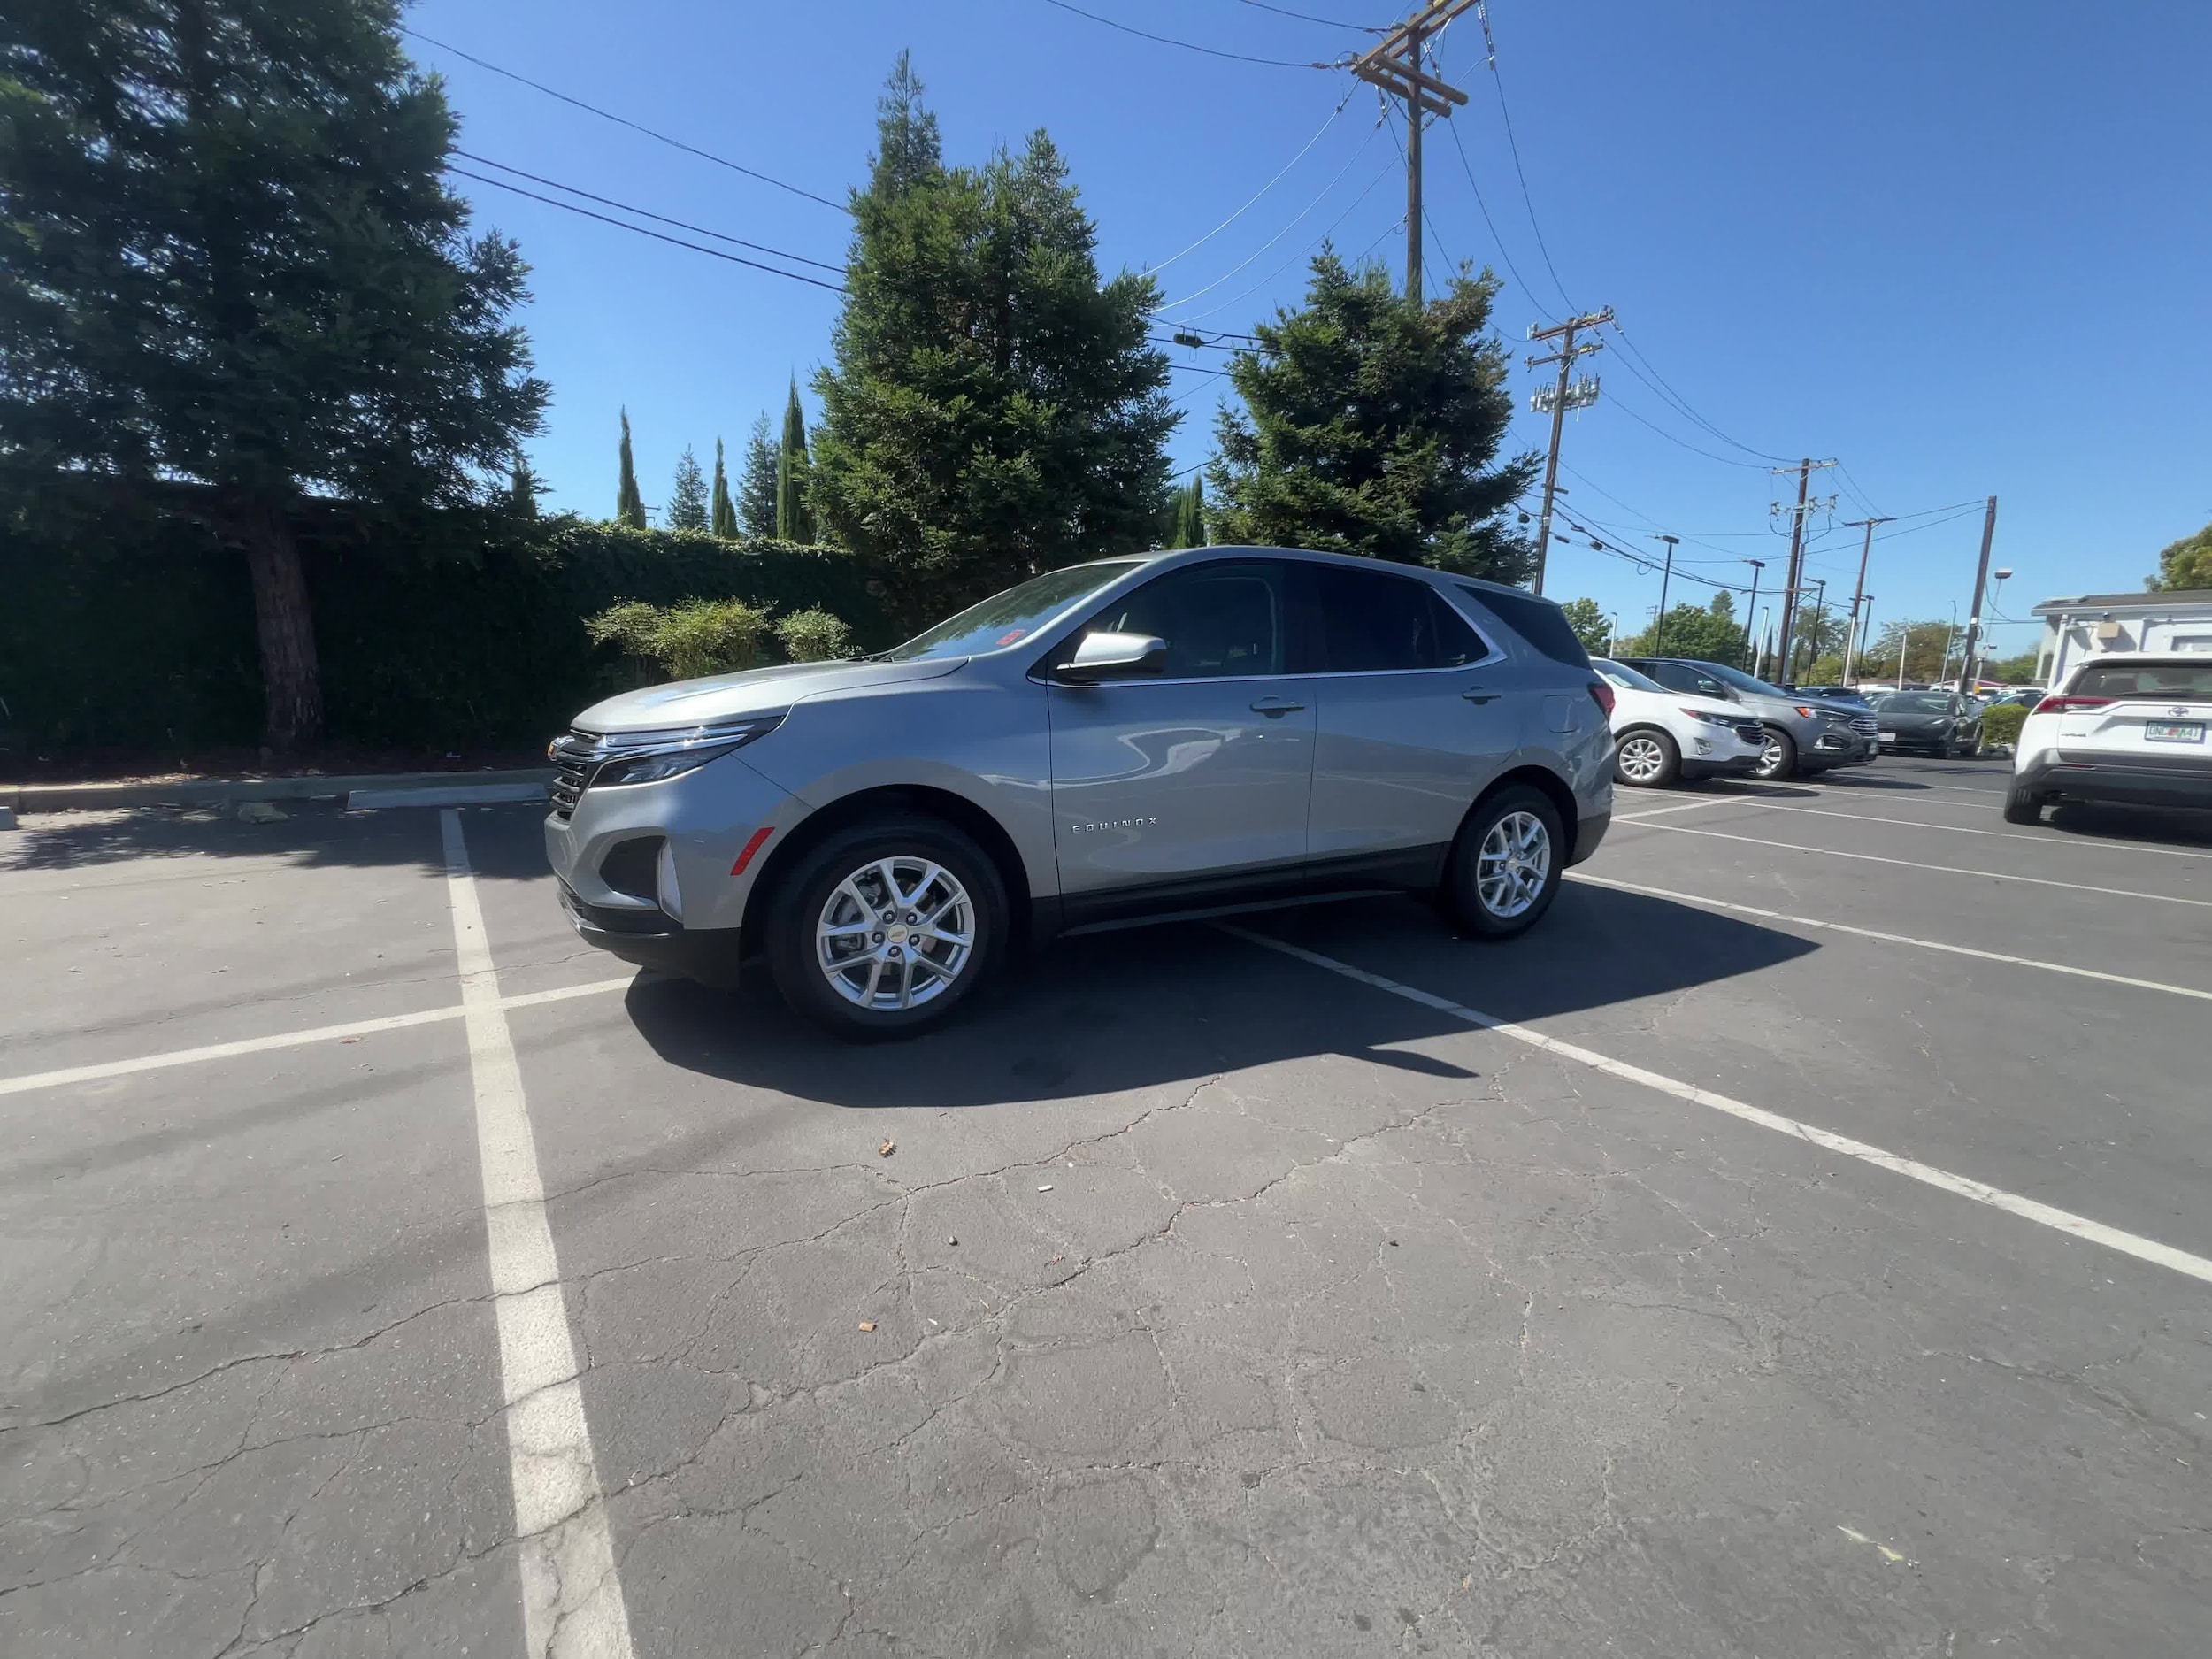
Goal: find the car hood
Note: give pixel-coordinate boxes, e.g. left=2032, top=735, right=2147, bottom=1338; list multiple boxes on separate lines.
left=1878, top=710, right=1948, bottom=727
left=572, top=657, right=964, bottom=734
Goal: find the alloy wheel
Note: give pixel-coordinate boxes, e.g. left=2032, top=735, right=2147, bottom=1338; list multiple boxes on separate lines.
left=1617, top=734, right=1666, bottom=784
left=1475, top=810, right=1552, bottom=919
left=816, top=856, right=974, bottom=1011
left=1754, top=733, right=1786, bottom=778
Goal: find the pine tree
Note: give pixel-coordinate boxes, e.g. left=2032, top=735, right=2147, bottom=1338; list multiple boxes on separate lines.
left=1209, top=250, right=1534, bottom=582
left=776, top=380, right=814, bottom=543
left=507, top=451, right=544, bottom=518
left=737, top=412, right=778, bottom=537
left=1180, top=475, right=1207, bottom=549
left=0, top=0, right=547, bottom=748
left=616, top=409, right=647, bottom=526
left=667, top=444, right=709, bottom=531
left=811, top=55, right=1177, bottom=627
left=710, top=437, right=738, bottom=537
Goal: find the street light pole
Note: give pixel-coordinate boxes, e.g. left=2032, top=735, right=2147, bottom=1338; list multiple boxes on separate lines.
left=1653, top=534, right=1679, bottom=654
left=1740, top=558, right=1765, bottom=671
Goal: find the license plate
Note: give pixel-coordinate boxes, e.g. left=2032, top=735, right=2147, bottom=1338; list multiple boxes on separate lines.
left=2145, top=722, right=2205, bottom=743
left=1878, top=731, right=1898, bottom=743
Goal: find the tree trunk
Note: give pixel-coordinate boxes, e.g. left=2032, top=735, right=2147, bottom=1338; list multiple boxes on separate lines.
left=234, top=500, right=324, bottom=751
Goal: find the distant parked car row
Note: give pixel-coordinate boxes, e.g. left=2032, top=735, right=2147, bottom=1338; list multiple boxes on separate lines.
left=1597, top=657, right=1879, bottom=782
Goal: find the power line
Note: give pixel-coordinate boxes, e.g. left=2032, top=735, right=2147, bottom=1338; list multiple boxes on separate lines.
left=1168, top=155, right=1401, bottom=323
left=452, top=152, right=848, bottom=273
left=401, top=27, right=848, bottom=212
left=1239, top=0, right=1386, bottom=29
left=1603, top=388, right=1773, bottom=471
left=1144, top=93, right=1353, bottom=276
left=1464, top=15, right=1575, bottom=311
left=1037, top=0, right=1346, bottom=68
left=1442, top=111, right=1548, bottom=312
left=445, top=168, right=849, bottom=293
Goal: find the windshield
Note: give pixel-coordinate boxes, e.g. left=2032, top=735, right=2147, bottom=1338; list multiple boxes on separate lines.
left=1874, top=693, right=1954, bottom=713
left=1594, top=657, right=1667, bottom=694
left=877, top=561, right=1147, bottom=663
left=1693, top=660, right=1787, bottom=697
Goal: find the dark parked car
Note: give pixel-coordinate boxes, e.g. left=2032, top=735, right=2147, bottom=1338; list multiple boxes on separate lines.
left=1793, top=684, right=1871, bottom=706
left=1869, top=689, right=1984, bottom=757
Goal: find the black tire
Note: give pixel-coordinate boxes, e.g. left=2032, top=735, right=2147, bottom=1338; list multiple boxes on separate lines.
left=1444, top=785, right=1566, bottom=941
left=1750, top=726, right=1797, bottom=781
left=1612, top=726, right=1680, bottom=789
left=765, top=816, right=1008, bottom=1041
left=2001, top=781, right=2044, bottom=826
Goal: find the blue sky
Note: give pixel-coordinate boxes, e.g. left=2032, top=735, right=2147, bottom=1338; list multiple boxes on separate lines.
left=408, top=0, right=2211, bottom=653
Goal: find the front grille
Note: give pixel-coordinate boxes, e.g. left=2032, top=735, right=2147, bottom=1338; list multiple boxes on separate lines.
left=1849, top=713, right=1878, bottom=740
left=1734, top=724, right=1764, bottom=747
left=549, top=729, right=596, bottom=819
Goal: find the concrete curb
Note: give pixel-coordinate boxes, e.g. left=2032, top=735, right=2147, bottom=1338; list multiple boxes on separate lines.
left=347, top=780, right=551, bottom=811
left=4, top=769, right=555, bottom=814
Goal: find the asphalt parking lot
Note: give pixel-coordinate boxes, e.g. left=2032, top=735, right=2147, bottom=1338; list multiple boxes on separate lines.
left=4, top=755, right=2209, bottom=1658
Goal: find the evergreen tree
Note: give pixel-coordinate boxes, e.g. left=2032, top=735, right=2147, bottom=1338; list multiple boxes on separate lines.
left=737, top=412, right=779, bottom=537
left=1208, top=250, right=1535, bottom=582
left=1163, top=476, right=1207, bottom=549
left=2148, top=522, right=2212, bottom=591
left=710, top=437, right=738, bottom=537
left=667, top=444, right=709, bottom=531
left=0, top=0, right=547, bottom=748
left=1558, top=598, right=1612, bottom=655
left=811, top=55, right=1177, bottom=626
left=616, top=409, right=647, bottom=526
left=775, top=379, right=814, bottom=543
left=507, top=451, right=544, bottom=518
left=1623, top=593, right=1747, bottom=662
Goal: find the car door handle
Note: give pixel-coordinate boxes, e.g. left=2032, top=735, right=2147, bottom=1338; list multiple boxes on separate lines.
left=1248, top=696, right=1305, bottom=717
left=1462, top=687, right=1501, bottom=703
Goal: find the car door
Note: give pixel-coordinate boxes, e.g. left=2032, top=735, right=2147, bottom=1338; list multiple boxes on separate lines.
left=1046, top=558, right=1317, bottom=898
left=1303, top=564, right=1521, bottom=868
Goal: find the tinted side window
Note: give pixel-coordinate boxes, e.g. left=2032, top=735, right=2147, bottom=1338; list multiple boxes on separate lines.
left=1642, top=662, right=1701, bottom=694
left=1316, top=565, right=1459, bottom=672
left=1463, top=585, right=1591, bottom=667
left=1427, top=590, right=1491, bottom=667
left=1085, top=561, right=1286, bottom=679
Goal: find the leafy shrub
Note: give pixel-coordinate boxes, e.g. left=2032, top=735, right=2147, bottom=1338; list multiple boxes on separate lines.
left=1978, top=701, right=2029, bottom=749
left=776, top=608, right=854, bottom=662
left=586, top=596, right=772, bottom=681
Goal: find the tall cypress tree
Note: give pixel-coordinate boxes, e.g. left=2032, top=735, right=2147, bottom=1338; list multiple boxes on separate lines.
left=615, top=408, right=646, bottom=526
left=775, top=379, right=813, bottom=543
left=811, top=55, right=1176, bottom=626
left=666, top=444, right=709, bottom=531
left=0, top=0, right=547, bottom=748
left=710, top=436, right=737, bottom=536
left=507, top=451, right=543, bottom=518
left=737, top=411, right=778, bottom=537
left=1179, top=475, right=1207, bottom=548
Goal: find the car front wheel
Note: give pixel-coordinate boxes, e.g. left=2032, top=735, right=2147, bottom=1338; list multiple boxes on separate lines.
left=1613, top=727, right=1680, bottom=788
left=1445, top=786, right=1564, bottom=940
left=766, top=817, right=1007, bottom=1041
left=1750, top=727, right=1797, bottom=781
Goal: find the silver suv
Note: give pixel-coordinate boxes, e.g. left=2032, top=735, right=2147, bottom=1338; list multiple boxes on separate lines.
left=1616, top=656, right=1879, bottom=780
left=545, top=547, right=1616, bottom=1038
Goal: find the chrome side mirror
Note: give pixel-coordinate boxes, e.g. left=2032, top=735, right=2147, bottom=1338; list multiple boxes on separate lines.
left=1056, top=631, right=1168, bottom=682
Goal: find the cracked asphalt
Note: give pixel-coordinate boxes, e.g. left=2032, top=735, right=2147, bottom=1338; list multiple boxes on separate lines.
left=4, top=754, right=2209, bottom=1656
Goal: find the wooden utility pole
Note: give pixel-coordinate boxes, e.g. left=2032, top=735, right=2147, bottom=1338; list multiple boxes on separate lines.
left=1740, top=558, right=1765, bottom=671
left=1839, top=515, right=1893, bottom=686
left=1770, top=457, right=1837, bottom=678
left=1350, top=1, right=1479, bottom=300
left=1525, top=307, right=1612, bottom=595
left=1955, top=495, right=2000, bottom=695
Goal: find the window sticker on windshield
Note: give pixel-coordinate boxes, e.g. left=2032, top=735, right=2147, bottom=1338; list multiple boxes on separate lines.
left=996, top=628, right=1028, bottom=646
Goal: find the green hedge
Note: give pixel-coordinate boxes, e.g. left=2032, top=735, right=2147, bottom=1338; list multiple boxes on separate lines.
left=0, top=510, right=896, bottom=751
left=1978, top=701, right=2028, bottom=750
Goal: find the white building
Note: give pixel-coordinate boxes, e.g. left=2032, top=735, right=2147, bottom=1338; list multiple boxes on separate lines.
left=2030, top=589, right=2212, bottom=687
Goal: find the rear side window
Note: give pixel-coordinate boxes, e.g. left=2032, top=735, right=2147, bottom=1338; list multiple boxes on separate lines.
left=1461, top=585, right=1591, bottom=667
left=1312, top=565, right=1489, bottom=672
left=2067, top=661, right=2212, bottom=702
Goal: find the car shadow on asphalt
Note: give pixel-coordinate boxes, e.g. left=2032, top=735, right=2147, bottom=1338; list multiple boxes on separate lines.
left=622, top=884, right=1818, bottom=1110
left=0, top=799, right=554, bottom=878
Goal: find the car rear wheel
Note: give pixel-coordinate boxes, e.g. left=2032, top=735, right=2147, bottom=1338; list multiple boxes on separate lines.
left=1613, top=727, right=1679, bottom=788
left=766, top=816, right=1007, bottom=1041
left=2001, top=781, right=2045, bottom=826
left=1444, top=786, right=1564, bottom=940
left=1750, top=727, right=1797, bottom=781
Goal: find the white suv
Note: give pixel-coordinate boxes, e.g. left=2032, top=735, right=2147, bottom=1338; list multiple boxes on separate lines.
left=1593, top=657, right=1766, bottom=787
left=2007, top=654, right=2212, bottom=823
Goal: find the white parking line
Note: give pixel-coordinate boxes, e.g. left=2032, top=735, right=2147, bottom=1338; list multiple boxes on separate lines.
left=0, top=976, right=634, bottom=1100
left=1569, top=872, right=2212, bottom=1003
left=1680, top=796, right=2212, bottom=861
left=1218, top=924, right=2212, bottom=1289
left=441, top=811, right=635, bottom=1659
left=1612, top=819, right=2212, bottom=908
left=1612, top=796, right=1734, bottom=821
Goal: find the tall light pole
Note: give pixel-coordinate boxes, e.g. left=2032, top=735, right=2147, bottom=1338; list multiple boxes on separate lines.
left=1953, top=495, right=2001, bottom=696
left=1740, top=558, right=1765, bottom=670
left=1653, top=534, right=1679, bottom=653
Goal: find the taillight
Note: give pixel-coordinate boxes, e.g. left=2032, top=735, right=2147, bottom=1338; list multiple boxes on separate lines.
left=1587, top=680, right=1616, bottom=718
left=2031, top=695, right=2113, bottom=715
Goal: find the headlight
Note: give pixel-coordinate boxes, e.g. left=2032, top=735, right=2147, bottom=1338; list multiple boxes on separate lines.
left=1678, top=707, right=1739, bottom=728
left=590, top=715, right=784, bottom=788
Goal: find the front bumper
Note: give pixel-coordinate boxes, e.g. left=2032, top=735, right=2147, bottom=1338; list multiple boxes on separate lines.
left=1681, top=752, right=1762, bottom=780
left=1807, top=729, right=1877, bottom=767
left=557, top=884, right=747, bottom=983
left=2018, top=752, right=2212, bottom=810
